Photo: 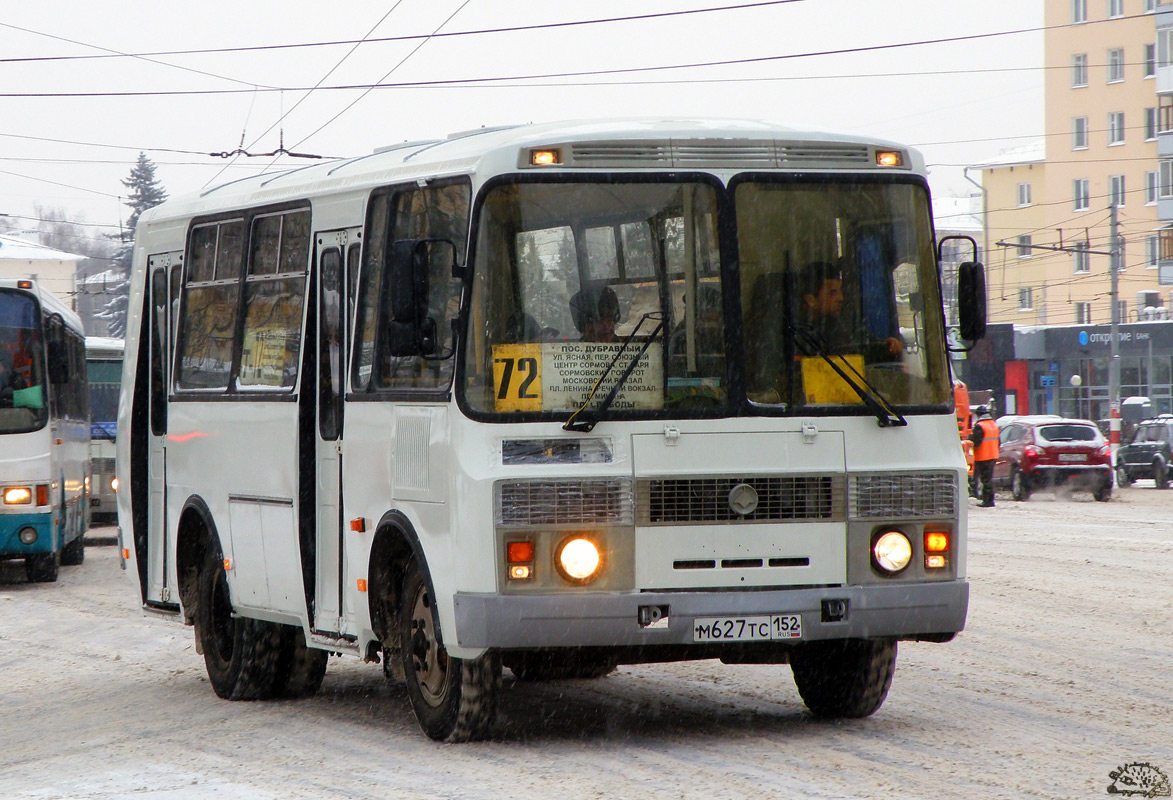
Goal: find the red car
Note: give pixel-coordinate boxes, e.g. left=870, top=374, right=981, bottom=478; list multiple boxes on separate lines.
left=992, top=416, right=1113, bottom=502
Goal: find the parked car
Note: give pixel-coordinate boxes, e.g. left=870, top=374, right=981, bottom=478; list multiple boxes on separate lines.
left=1115, top=414, right=1173, bottom=489
left=993, top=416, right=1113, bottom=501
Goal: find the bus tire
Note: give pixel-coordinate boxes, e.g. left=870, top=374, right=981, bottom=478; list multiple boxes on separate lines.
left=790, top=638, right=897, bottom=719
left=272, top=626, right=328, bottom=699
left=399, top=560, right=500, bottom=742
left=196, top=548, right=283, bottom=701
left=61, top=534, right=85, bottom=566
left=25, top=551, right=59, bottom=583
left=504, top=650, right=617, bottom=681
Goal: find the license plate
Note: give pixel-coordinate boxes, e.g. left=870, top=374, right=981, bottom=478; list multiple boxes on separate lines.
left=1058, top=453, right=1087, bottom=462
left=692, top=614, right=803, bottom=642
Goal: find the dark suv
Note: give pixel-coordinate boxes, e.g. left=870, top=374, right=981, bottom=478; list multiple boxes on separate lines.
left=993, top=416, right=1113, bottom=501
left=1115, top=415, right=1173, bottom=488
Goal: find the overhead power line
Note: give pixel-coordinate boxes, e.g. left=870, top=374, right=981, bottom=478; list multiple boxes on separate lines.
left=0, top=23, right=1053, bottom=100
left=0, top=2, right=806, bottom=65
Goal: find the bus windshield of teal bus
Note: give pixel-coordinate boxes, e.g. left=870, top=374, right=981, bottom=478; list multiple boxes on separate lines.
left=0, top=289, right=47, bottom=432
left=87, top=359, right=121, bottom=440
left=462, top=176, right=949, bottom=419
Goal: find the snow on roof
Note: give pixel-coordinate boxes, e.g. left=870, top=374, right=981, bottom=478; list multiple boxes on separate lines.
left=80, top=269, right=122, bottom=285
left=971, top=140, right=1046, bottom=170
left=933, top=194, right=982, bottom=234
left=0, top=233, right=85, bottom=262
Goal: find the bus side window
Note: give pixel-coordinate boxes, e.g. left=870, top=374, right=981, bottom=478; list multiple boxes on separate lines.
left=176, top=220, right=244, bottom=390
left=238, top=209, right=310, bottom=390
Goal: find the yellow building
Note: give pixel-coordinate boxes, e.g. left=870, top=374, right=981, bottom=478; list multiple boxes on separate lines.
left=980, top=0, right=1164, bottom=328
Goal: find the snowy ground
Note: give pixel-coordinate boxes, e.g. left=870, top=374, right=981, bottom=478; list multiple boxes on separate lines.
left=1, top=486, right=1171, bottom=800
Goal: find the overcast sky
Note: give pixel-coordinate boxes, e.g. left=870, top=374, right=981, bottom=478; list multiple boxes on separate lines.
left=0, top=0, right=1044, bottom=247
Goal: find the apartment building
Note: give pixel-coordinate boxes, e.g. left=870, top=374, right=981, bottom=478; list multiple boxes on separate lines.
left=981, top=0, right=1164, bottom=329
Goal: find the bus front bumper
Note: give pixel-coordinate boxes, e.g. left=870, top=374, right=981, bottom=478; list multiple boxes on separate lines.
left=452, top=580, right=968, bottom=649
left=0, top=513, right=53, bottom=557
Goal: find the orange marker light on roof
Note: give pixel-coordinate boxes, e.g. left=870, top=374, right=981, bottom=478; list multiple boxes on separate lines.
left=876, top=150, right=904, bottom=167
left=17, top=280, right=32, bottom=289
left=530, top=149, right=561, bottom=166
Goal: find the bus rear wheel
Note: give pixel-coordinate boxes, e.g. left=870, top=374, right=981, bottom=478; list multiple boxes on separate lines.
left=25, top=551, right=59, bottom=583
left=399, top=560, right=500, bottom=742
left=196, top=548, right=282, bottom=701
left=61, top=534, right=85, bottom=566
left=272, top=625, right=329, bottom=699
left=790, top=638, right=897, bottom=718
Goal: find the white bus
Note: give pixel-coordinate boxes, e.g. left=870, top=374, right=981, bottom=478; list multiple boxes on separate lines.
left=117, top=120, right=986, bottom=741
left=0, top=279, right=90, bottom=582
left=86, top=336, right=124, bottom=523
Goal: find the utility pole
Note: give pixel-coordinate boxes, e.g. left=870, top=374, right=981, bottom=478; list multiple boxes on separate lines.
left=1109, top=202, right=1121, bottom=457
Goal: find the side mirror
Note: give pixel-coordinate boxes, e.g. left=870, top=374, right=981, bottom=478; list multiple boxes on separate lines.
left=957, top=260, right=987, bottom=341
left=384, top=239, right=455, bottom=357
left=939, top=234, right=987, bottom=348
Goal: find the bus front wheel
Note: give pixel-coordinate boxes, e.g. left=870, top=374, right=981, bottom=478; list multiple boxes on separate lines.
left=790, top=638, right=897, bottom=718
left=196, top=548, right=283, bottom=701
left=25, top=551, right=59, bottom=583
left=399, top=559, right=500, bottom=742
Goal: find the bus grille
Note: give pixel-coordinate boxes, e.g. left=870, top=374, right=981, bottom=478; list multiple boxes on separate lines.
left=495, top=479, right=634, bottom=527
left=848, top=472, right=957, bottom=519
left=91, top=457, right=116, bottom=474
left=636, top=475, right=844, bottom=525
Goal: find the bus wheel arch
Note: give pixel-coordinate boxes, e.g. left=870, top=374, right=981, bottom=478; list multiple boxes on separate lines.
left=176, top=497, right=219, bottom=628
left=367, top=511, right=426, bottom=648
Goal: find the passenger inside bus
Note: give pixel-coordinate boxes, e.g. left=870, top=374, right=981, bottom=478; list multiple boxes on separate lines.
left=568, top=283, right=620, bottom=343
left=0, top=348, right=27, bottom=405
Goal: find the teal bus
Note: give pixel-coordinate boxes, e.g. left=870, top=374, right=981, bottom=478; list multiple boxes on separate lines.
left=0, top=279, right=90, bottom=581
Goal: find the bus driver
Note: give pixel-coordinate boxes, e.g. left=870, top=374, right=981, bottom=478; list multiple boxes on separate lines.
left=797, top=261, right=904, bottom=359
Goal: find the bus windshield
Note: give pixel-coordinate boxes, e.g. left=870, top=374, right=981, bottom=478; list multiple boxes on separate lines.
left=87, top=359, right=121, bottom=440
left=737, top=177, right=950, bottom=409
left=462, top=175, right=949, bottom=419
left=0, top=289, right=47, bottom=433
left=465, top=179, right=723, bottom=417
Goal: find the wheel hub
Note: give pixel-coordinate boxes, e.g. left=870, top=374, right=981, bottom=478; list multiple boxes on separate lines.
left=409, top=586, right=449, bottom=707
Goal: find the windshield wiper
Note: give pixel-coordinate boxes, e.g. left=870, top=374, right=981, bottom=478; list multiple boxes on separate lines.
left=563, top=312, right=665, bottom=433
left=790, top=325, right=907, bottom=428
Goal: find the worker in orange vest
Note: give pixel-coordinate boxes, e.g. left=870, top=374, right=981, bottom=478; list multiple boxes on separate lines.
left=969, top=406, right=999, bottom=507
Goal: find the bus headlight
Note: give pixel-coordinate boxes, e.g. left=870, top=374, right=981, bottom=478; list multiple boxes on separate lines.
left=18, top=527, right=38, bottom=545
left=111, top=477, right=119, bottom=492
left=555, top=536, right=603, bottom=584
left=3, top=487, right=32, bottom=505
left=872, top=530, right=912, bottom=574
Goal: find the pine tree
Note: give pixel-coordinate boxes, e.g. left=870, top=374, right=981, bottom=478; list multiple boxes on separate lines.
left=97, top=153, right=168, bottom=337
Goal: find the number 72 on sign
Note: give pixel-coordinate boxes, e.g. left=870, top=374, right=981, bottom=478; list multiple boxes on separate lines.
left=492, top=344, right=542, bottom=412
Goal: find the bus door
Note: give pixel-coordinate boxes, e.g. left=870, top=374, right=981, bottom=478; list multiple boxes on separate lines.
left=147, top=253, right=180, bottom=605
left=311, top=229, right=358, bottom=635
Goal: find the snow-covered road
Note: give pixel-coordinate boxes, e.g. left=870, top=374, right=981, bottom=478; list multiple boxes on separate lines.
left=1, top=486, right=1170, bottom=799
